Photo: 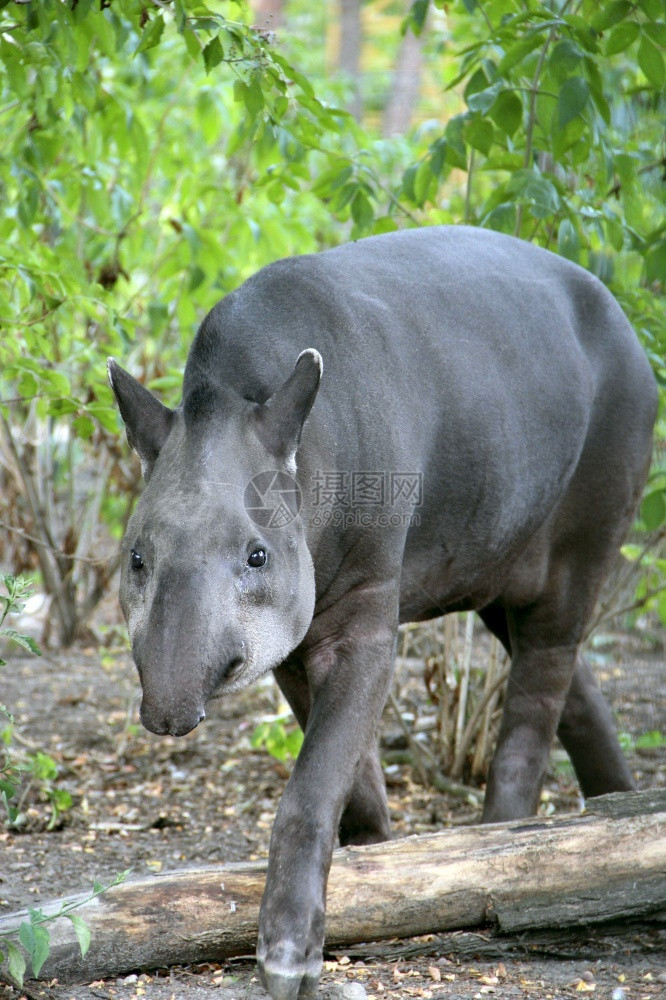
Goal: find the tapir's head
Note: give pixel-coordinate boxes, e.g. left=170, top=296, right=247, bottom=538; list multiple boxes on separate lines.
left=108, top=351, right=322, bottom=737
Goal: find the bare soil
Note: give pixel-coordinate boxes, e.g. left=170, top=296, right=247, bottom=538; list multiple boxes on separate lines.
left=1, top=624, right=665, bottom=1000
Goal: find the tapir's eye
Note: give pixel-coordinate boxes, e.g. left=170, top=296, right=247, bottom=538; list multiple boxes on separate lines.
left=247, top=548, right=267, bottom=568
left=130, top=549, right=144, bottom=570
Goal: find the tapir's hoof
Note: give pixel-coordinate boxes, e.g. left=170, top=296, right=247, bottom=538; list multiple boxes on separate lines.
left=258, top=957, right=322, bottom=1000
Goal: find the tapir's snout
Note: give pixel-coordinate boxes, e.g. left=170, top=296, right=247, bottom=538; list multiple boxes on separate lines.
left=139, top=699, right=206, bottom=738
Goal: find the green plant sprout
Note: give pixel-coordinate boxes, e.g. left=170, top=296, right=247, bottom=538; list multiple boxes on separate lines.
left=0, top=870, right=131, bottom=987
left=251, top=715, right=304, bottom=764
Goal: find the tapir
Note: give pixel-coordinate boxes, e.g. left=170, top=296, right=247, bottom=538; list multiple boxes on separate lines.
left=108, top=225, right=657, bottom=1000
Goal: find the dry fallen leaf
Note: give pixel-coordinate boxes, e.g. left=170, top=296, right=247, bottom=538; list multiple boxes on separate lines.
left=428, top=966, right=441, bottom=982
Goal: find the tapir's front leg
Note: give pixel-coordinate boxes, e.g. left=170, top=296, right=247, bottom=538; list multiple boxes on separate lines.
left=274, top=659, right=391, bottom=847
left=257, top=599, right=396, bottom=1000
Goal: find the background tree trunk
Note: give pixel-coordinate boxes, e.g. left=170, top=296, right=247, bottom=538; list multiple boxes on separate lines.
left=339, top=0, right=363, bottom=120
left=383, top=18, right=426, bottom=135
left=251, top=0, right=286, bottom=31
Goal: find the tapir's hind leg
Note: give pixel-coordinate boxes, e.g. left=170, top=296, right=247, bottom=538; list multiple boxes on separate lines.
left=557, top=655, right=634, bottom=797
left=478, top=604, right=633, bottom=808
left=273, top=659, right=391, bottom=846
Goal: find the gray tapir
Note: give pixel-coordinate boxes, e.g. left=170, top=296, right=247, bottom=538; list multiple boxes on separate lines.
left=108, top=226, right=657, bottom=1000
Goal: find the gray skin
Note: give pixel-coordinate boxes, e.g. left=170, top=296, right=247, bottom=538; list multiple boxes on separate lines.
left=109, top=226, right=658, bottom=1000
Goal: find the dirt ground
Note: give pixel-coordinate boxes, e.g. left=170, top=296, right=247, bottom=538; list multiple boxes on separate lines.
left=1, top=621, right=665, bottom=1000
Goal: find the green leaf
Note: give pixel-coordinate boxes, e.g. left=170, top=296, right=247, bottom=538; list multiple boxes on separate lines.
left=549, top=40, right=583, bottom=82
left=73, top=415, right=96, bottom=439
left=408, top=0, right=429, bottom=35
left=466, top=83, right=501, bottom=114
left=507, top=170, right=561, bottom=219
left=18, top=921, right=50, bottom=977
left=444, top=115, right=468, bottom=170
left=135, top=15, right=165, bottom=54
left=489, top=90, right=523, bottom=136
left=498, top=31, right=544, bottom=73
left=638, top=34, right=665, bottom=87
left=641, top=489, right=666, bottom=530
left=0, top=779, right=16, bottom=799
left=463, top=66, right=491, bottom=104
left=585, top=56, right=611, bottom=124
left=605, top=20, right=640, bottom=54
left=643, top=21, right=666, bottom=46
left=1, top=629, right=41, bottom=657
left=311, top=165, right=353, bottom=198
left=464, top=116, right=494, bottom=155
left=202, top=35, right=224, bottom=74
left=350, top=190, right=373, bottom=230
left=183, top=26, right=200, bottom=60
left=635, top=730, right=665, bottom=748
left=372, top=216, right=399, bottom=235
left=592, top=0, right=632, bottom=31
left=644, top=238, right=666, bottom=284
left=557, top=77, right=590, bottom=129
left=66, top=914, right=91, bottom=958
left=557, top=218, right=580, bottom=262
left=638, top=0, right=664, bottom=19
left=7, top=941, right=26, bottom=986
left=29, top=926, right=50, bottom=977
left=564, top=14, right=599, bottom=52
left=234, top=79, right=264, bottom=116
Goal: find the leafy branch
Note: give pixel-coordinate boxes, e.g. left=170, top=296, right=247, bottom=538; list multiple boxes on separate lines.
left=0, top=871, right=130, bottom=987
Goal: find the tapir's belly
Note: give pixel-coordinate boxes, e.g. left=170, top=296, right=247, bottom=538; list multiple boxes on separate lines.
left=398, top=538, right=527, bottom=622
left=395, top=422, right=585, bottom=622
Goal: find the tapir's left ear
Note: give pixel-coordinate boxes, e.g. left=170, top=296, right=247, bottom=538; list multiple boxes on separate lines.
left=107, top=359, right=175, bottom=480
left=254, top=349, right=323, bottom=462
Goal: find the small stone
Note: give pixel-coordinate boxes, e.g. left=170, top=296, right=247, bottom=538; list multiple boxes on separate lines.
left=657, top=972, right=666, bottom=984
left=123, top=974, right=138, bottom=985
left=611, top=989, right=626, bottom=1000
left=332, top=983, right=368, bottom=1000
left=581, top=971, right=595, bottom=983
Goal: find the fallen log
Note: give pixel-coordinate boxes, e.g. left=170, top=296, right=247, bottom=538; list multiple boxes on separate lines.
left=2, top=789, right=665, bottom=984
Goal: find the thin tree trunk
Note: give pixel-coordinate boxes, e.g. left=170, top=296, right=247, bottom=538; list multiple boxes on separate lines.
left=251, top=0, right=285, bottom=31
left=383, top=16, right=426, bottom=136
left=339, top=0, right=363, bottom=120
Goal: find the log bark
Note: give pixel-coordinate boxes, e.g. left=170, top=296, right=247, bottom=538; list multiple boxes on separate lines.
left=2, top=790, right=665, bottom=984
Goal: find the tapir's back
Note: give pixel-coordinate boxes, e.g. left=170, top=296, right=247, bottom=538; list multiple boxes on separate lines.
left=188, top=226, right=657, bottom=571
left=191, top=226, right=653, bottom=438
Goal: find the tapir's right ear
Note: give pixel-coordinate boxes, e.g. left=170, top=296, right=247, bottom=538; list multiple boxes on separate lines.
left=254, top=349, right=323, bottom=464
left=107, top=359, right=175, bottom=480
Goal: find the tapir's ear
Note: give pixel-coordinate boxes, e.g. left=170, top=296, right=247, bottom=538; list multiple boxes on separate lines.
left=107, top=359, right=175, bottom=480
left=255, top=349, right=323, bottom=463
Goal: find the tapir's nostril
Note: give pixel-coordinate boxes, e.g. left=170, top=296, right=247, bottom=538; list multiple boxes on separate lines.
left=198, top=711, right=206, bottom=725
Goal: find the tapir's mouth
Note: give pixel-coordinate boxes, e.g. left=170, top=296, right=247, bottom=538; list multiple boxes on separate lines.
left=209, top=656, right=245, bottom=698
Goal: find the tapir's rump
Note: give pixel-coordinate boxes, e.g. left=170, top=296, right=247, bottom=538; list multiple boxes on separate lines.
left=110, top=226, right=658, bottom=1000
